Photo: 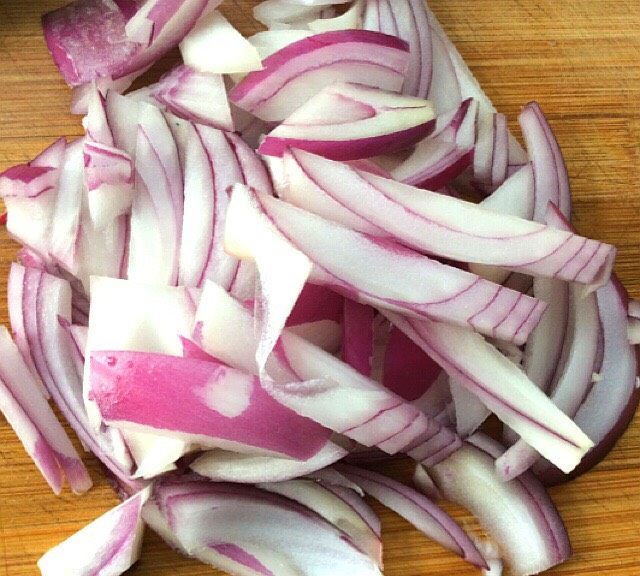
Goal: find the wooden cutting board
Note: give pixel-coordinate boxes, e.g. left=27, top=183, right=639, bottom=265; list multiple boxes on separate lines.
left=0, top=1, right=639, bottom=574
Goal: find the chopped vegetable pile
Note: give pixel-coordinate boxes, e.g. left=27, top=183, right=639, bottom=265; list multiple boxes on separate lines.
left=0, top=1, right=637, bottom=575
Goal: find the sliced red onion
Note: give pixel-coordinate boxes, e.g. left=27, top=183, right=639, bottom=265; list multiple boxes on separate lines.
left=84, top=277, right=202, bottom=478
left=535, top=275, right=639, bottom=485
left=91, top=350, right=332, bottom=459
left=10, top=265, right=139, bottom=491
left=42, top=0, right=141, bottom=86
left=1, top=138, right=66, bottom=263
left=259, top=82, right=436, bottom=160
left=258, top=478, right=383, bottom=565
left=0, top=325, right=90, bottom=494
left=44, top=0, right=213, bottom=86
left=229, top=30, right=411, bottom=122
left=195, top=281, right=461, bottom=465
left=127, top=104, right=183, bottom=285
left=49, top=139, right=85, bottom=275
left=229, top=260, right=258, bottom=301
left=308, top=0, right=364, bottom=33
left=519, top=102, right=571, bottom=221
left=154, top=479, right=383, bottom=576
left=628, top=317, right=640, bottom=345
left=382, top=310, right=593, bottom=473
left=190, top=442, right=348, bottom=484
left=82, top=85, right=114, bottom=145
left=38, top=487, right=150, bottom=575
left=337, top=463, right=487, bottom=567
left=425, top=7, right=528, bottom=170
left=281, top=149, right=614, bottom=290
left=70, top=72, right=142, bottom=115
left=342, top=300, right=375, bottom=376
left=152, top=65, right=233, bottom=130
left=104, top=92, right=146, bottom=159
left=226, top=185, right=546, bottom=345
left=362, top=0, right=432, bottom=98
left=422, top=433, right=571, bottom=576
left=179, top=10, right=262, bottom=74
left=392, top=98, right=478, bottom=190
left=383, top=326, right=442, bottom=402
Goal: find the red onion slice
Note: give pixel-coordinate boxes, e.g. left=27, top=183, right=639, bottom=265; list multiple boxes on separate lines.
left=286, top=283, right=344, bottom=326
left=519, top=102, right=571, bottom=221
left=190, top=442, right=348, bottom=484
left=38, top=487, right=150, bottom=575
left=84, top=277, right=203, bottom=478
left=194, top=281, right=461, bottom=465
left=1, top=138, right=66, bottom=267
left=281, top=149, right=614, bottom=290
left=229, top=30, right=411, bottom=122
left=254, top=1, right=328, bottom=29
left=421, top=433, right=571, bottom=576
left=127, top=104, right=183, bottom=286
left=179, top=10, right=262, bottom=74
left=0, top=326, right=89, bottom=494
left=259, top=83, right=436, bottom=160
left=336, top=463, right=487, bottom=568
left=152, top=65, right=233, bottom=130
left=91, top=350, right=332, bottom=459
left=535, top=273, right=639, bottom=484
left=392, top=98, right=477, bottom=190
left=382, top=310, right=593, bottom=473
left=362, top=0, right=432, bottom=98
left=258, top=478, right=383, bottom=565
left=226, top=184, right=546, bottom=345
left=154, top=479, right=383, bottom=576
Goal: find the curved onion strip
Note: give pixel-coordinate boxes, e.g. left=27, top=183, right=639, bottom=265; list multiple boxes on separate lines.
left=0, top=326, right=88, bottom=494
left=259, top=83, right=436, bottom=160
left=392, top=98, right=478, bottom=190
left=336, top=463, right=487, bottom=568
left=422, top=433, right=571, bottom=576
left=281, top=149, right=613, bottom=289
left=194, top=281, right=461, bottom=465
left=229, top=29, right=411, bottom=122
left=226, top=184, right=546, bottom=345
left=258, top=478, right=383, bottom=565
left=154, top=478, right=383, bottom=576
left=362, top=0, right=432, bottom=98
left=190, top=442, right=348, bottom=484
left=342, top=300, right=375, bottom=376
left=382, top=310, right=593, bottom=473
left=152, top=65, right=233, bottom=130
left=38, top=487, right=150, bottom=575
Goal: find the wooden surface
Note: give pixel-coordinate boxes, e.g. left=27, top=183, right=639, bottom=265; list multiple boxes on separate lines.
left=1, top=1, right=639, bottom=574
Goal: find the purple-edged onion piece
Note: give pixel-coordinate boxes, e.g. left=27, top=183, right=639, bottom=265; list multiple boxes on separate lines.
left=152, top=65, right=233, bottom=130
left=190, top=442, right=348, bottom=484
left=282, top=149, right=614, bottom=290
left=336, top=463, right=487, bottom=568
left=229, top=29, right=411, bottom=121
left=0, top=326, right=90, bottom=494
left=225, top=184, right=546, bottom=345
left=392, top=98, right=478, bottom=190
left=38, top=487, right=150, bottom=575
left=153, top=478, right=383, bottom=576
left=421, top=433, right=572, bottom=576
left=91, top=350, right=332, bottom=459
left=259, top=82, right=436, bottom=160
left=382, top=310, right=593, bottom=473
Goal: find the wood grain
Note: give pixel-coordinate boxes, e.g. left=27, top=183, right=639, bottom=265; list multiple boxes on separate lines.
left=0, top=1, right=639, bottom=574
